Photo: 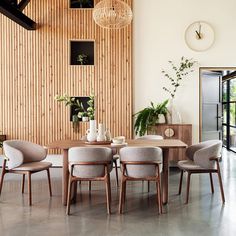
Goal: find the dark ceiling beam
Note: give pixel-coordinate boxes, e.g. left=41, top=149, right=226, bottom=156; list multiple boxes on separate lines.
left=18, top=0, right=31, bottom=11
left=0, top=0, right=36, bottom=30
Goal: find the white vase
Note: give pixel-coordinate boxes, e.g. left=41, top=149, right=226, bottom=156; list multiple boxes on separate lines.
left=82, top=117, right=89, bottom=122
left=97, top=123, right=106, bottom=142
left=167, top=99, right=182, bottom=124
left=86, top=120, right=97, bottom=142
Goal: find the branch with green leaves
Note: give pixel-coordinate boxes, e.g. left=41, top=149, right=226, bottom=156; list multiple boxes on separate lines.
left=162, top=57, right=197, bottom=99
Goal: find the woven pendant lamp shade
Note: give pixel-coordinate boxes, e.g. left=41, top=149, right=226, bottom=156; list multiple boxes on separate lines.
left=93, top=0, right=133, bottom=29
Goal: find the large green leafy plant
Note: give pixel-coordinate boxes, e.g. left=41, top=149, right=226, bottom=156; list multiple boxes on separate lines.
left=134, top=100, right=169, bottom=136
left=162, top=57, right=197, bottom=98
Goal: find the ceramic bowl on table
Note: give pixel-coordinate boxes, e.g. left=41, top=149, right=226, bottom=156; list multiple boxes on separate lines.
left=112, top=136, right=125, bottom=144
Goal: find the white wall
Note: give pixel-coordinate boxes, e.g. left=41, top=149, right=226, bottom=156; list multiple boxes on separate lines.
left=134, top=0, right=236, bottom=143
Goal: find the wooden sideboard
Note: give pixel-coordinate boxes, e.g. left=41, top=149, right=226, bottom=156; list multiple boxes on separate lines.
left=148, top=124, right=192, bottom=161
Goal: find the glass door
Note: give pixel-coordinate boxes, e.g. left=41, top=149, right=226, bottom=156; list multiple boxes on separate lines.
left=222, top=78, right=236, bottom=152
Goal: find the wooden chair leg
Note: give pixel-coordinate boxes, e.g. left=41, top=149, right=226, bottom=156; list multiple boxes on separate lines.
left=27, top=172, right=32, bottom=206
left=105, top=174, right=111, bottom=214
left=0, top=160, right=6, bottom=195
left=66, top=177, right=73, bottom=215
left=217, top=168, right=225, bottom=203
left=21, top=174, right=25, bottom=193
left=147, top=181, right=150, bottom=192
left=88, top=181, right=91, bottom=192
left=46, top=169, right=52, bottom=197
left=178, top=170, right=184, bottom=195
left=123, top=180, right=127, bottom=204
left=156, top=180, right=162, bottom=214
left=185, top=172, right=191, bottom=204
left=209, top=172, right=214, bottom=194
left=114, top=160, right=119, bottom=187
left=119, top=179, right=125, bottom=214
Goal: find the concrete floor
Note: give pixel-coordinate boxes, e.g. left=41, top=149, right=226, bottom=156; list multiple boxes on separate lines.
left=0, top=149, right=236, bottom=236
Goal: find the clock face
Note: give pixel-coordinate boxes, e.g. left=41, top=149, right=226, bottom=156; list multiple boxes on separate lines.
left=185, top=21, right=215, bottom=52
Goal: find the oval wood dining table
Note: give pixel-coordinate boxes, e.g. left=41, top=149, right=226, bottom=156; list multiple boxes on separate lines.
left=47, top=139, right=188, bottom=206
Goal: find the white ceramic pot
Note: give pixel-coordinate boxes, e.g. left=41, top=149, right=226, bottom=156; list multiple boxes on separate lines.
left=97, top=123, right=106, bottom=141
left=82, top=117, right=89, bottom=122
left=86, top=120, right=97, bottom=142
left=158, top=114, right=166, bottom=124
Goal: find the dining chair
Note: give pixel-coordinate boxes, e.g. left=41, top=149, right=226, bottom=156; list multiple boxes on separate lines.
left=177, top=140, right=225, bottom=204
left=119, top=147, right=163, bottom=214
left=0, top=140, right=52, bottom=206
left=66, top=147, right=113, bottom=215
left=137, top=135, right=163, bottom=192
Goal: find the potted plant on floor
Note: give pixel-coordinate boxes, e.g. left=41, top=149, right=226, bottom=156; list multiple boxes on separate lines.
left=134, top=100, right=169, bottom=136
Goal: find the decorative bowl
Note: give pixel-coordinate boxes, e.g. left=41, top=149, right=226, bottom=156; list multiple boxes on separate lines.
left=112, top=136, right=125, bottom=144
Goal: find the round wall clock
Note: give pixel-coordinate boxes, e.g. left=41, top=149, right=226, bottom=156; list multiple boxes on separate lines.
left=185, top=21, right=215, bottom=52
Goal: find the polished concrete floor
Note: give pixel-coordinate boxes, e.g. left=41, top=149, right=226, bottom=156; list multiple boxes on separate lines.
left=0, top=149, right=236, bottom=236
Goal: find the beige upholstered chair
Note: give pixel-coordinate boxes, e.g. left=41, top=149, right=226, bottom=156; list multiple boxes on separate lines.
left=177, top=140, right=225, bottom=204
left=119, top=147, right=163, bottom=214
left=137, top=135, right=164, bottom=192
left=67, top=147, right=113, bottom=215
left=0, top=140, right=52, bottom=206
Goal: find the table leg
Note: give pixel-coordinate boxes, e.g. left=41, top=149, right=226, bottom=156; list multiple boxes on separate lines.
left=162, top=149, right=169, bottom=205
left=62, top=149, right=69, bottom=206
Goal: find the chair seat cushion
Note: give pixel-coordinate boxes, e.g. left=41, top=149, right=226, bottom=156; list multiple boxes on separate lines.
left=177, top=160, right=203, bottom=170
left=12, top=161, right=52, bottom=172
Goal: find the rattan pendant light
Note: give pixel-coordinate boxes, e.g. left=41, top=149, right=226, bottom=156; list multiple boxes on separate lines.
left=93, top=0, right=133, bottom=29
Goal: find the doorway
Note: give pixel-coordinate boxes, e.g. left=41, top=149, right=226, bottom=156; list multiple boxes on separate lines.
left=200, top=68, right=236, bottom=153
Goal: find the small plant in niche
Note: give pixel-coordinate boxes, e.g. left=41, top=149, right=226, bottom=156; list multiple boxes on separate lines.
left=162, top=57, right=197, bottom=99
left=87, top=94, right=95, bottom=120
left=71, top=0, right=93, bottom=8
left=77, top=54, right=88, bottom=65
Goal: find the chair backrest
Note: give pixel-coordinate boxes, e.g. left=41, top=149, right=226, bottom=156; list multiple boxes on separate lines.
left=68, top=147, right=113, bottom=178
left=137, top=135, right=164, bottom=140
left=120, top=147, right=162, bottom=178
left=3, top=140, right=47, bottom=169
left=187, top=140, right=222, bottom=169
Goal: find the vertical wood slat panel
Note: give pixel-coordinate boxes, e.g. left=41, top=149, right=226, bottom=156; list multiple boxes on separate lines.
left=0, top=0, right=133, bottom=152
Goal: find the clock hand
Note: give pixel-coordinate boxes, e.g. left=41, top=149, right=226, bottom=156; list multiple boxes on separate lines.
left=195, top=30, right=201, bottom=39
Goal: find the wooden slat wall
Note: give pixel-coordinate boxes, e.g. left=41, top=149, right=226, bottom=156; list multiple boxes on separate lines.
left=0, top=0, right=133, bottom=150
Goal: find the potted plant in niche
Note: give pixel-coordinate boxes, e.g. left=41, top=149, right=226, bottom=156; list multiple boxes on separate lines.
left=54, top=94, right=84, bottom=129
left=162, top=56, right=197, bottom=123
left=77, top=54, right=88, bottom=65
left=71, top=0, right=93, bottom=8
left=134, top=100, right=169, bottom=137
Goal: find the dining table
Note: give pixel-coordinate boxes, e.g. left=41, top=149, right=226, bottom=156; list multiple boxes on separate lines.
left=47, top=139, right=188, bottom=206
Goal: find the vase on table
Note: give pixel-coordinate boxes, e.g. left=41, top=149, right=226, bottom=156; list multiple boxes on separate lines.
left=97, top=123, right=106, bottom=142
left=86, top=120, right=97, bottom=142
left=167, top=98, right=182, bottom=124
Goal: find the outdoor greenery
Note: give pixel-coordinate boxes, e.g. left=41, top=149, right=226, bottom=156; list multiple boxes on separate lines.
left=162, top=57, right=197, bottom=99
left=134, top=100, right=169, bottom=136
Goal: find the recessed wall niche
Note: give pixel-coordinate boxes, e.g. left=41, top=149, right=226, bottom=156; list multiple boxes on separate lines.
left=70, top=97, right=90, bottom=121
left=70, top=0, right=94, bottom=9
left=70, top=41, right=95, bottom=65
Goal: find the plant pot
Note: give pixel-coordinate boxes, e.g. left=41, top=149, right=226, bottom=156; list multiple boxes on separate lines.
left=82, top=117, right=89, bottom=122
left=157, top=114, right=166, bottom=124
